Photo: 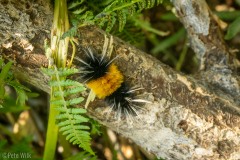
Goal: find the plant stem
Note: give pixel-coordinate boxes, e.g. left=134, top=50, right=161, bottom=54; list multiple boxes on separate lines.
left=175, top=40, right=188, bottom=71
left=43, top=96, right=59, bottom=160
left=43, top=0, right=69, bottom=159
left=51, top=0, right=70, bottom=68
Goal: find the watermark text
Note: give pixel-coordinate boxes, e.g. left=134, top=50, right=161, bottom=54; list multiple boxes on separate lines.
left=1, top=152, right=32, bottom=159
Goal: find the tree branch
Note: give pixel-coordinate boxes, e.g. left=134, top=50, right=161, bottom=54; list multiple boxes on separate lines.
left=1, top=0, right=239, bottom=159
left=171, top=0, right=240, bottom=101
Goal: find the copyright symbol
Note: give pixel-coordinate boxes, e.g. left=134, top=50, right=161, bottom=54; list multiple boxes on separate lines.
left=2, top=152, right=7, bottom=159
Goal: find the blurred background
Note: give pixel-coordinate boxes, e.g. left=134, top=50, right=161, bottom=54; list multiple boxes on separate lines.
left=0, top=0, right=239, bottom=159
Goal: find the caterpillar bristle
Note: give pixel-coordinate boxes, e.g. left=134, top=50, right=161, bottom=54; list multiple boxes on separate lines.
left=131, top=99, right=151, bottom=103
left=75, top=57, right=91, bottom=67
left=105, top=55, right=119, bottom=67
left=78, top=46, right=148, bottom=120
left=127, top=87, right=144, bottom=93
left=85, top=47, right=95, bottom=61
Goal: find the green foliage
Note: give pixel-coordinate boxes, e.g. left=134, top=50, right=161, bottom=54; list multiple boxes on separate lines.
left=225, top=16, right=240, bottom=40
left=42, top=67, right=94, bottom=155
left=213, top=11, right=240, bottom=40
left=133, top=15, right=169, bottom=36
left=151, top=28, right=186, bottom=55
left=110, top=17, right=145, bottom=45
left=64, top=0, right=164, bottom=45
left=89, top=118, right=102, bottom=135
left=95, top=0, right=163, bottom=32
left=215, top=11, right=240, bottom=21
left=0, top=59, right=13, bottom=106
left=0, top=137, right=41, bottom=160
left=0, top=58, right=37, bottom=112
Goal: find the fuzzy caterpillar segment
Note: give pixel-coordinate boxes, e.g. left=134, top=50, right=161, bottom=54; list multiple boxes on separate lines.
left=78, top=47, right=145, bottom=117
left=86, top=64, right=124, bottom=99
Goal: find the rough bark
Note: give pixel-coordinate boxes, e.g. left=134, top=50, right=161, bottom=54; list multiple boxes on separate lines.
left=171, top=0, right=240, bottom=102
left=0, top=0, right=239, bottom=160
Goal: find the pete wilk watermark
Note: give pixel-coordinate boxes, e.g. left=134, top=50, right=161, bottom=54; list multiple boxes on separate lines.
left=1, top=152, right=32, bottom=159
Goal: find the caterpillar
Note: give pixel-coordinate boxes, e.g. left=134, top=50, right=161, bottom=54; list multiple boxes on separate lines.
left=77, top=47, right=147, bottom=118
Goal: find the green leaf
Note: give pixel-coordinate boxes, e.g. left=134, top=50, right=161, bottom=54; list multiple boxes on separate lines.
left=0, top=61, right=13, bottom=81
left=0, top=61, right=13, bottom=97
left=133, top=16, right=169, bottom=36
left=7, top=79, right=31, bottom=106
left=49, top=79, right=81, bottom=87
left=151, top=28, right=186, bottom=55
left=106, top=14, right=117, bottom=32
left=225, top=16, right=240, bottom=40
left=0, top=59, right=3, bottom=67
left=15, top=89, right=28, bottom=106
left=0, top=96, right=29, bottom=113
left=42, top=67, right=79, bottom=76
left=137, top=1, right=146, bottom=11
left=0, top=85, right=5, bottom=100
left=57, top=113, right=89, bottom=122
left=68, top=0, right=85, bottom=10
left=7, top=80, right=31, bottom=92
left=59, top=125, right=72, bottom=132
left=57, top=119, right=84, bottom=127
left=72, top=6, right=88, bottom=14
left=67, top=97, right=84, bottom=105
left=90, top=119, right=102, bottom=135
left=52, top=97, right=84, bottom=106
left=51, top=99, right=66, bottom=106
left=215, top=11, right=240, bottom=21
left=69, top=108, right=87, bottom=114
left=68, top=135, right=77, bottom=142
left=54, top=87, right=85, bottom=97
left=26, top=92, right=39, bottom=98
left=60, top=125, right=89, bottom=133
left=62, top=26, right=78, bottom=39
left=118, top=10, right=127, bottom=32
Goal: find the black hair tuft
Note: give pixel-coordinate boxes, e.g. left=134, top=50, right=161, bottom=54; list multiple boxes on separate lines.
left=105, top=83, right=138, bottom=116
left=79, top=48, right=111, bottom=82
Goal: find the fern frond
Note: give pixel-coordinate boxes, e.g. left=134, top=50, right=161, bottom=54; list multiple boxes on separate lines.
left=94, top=0, right=163, bottom=32
left=7, top=79, right=31, bottom=106
left=117, top=10, right=127, bottom=31
left=106, top=15, right=117, bottom=32
left=68, top=0, right=164, bottom=33
left=0, top=59, right=35, bottom=109
left=44, top=66, right=94, bottom=154
left=57, top=107, right=93, bottom=153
